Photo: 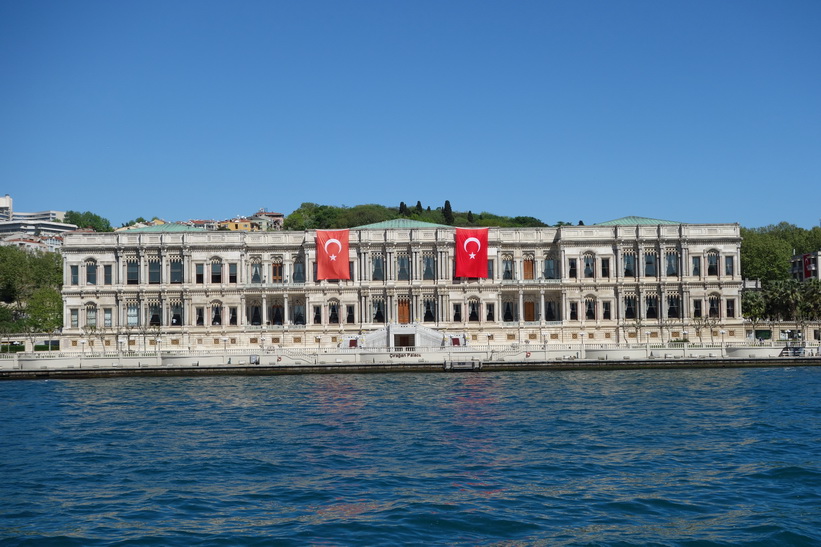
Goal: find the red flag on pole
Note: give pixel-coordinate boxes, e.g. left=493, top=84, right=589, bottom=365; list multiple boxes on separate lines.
left=316, top=229, right=351, bottom=280
left=455, top=228, right=489, bottom=278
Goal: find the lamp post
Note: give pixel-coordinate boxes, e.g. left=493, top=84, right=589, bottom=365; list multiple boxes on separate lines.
left=645, top=331, right=651, bottom=358
left=79, top=339, right=86, bottom=368
left=720, top=329, right=726, bottom=357
left=221, top=336, right=228, bottom=364
left=682, top=330, right=688, bottom=356
left=579, top=331, right=586, bottom=360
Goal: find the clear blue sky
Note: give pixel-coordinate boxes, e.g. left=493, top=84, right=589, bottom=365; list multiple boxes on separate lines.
left=2, top=1, right=819, bottom=228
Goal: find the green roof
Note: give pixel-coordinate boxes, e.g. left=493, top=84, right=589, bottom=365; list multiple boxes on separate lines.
left=117, top=224, right=206, bottom=233
left=595, top=216, right=684, bottom=226
left=354, top=219, right=450, bottom=230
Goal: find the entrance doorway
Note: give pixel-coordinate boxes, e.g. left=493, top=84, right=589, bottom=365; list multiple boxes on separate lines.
left=398, top=298, right=411, bottom=324
left=394, top=334, right=415, bottom=348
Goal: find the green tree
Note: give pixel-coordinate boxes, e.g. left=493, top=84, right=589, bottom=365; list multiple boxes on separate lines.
left=64, top=211, right=113, bottom=232
left=415, top=201, right=423, bottom=214
left=443, top=200, right=454, bottom=225
left=25, top=287, right=63, bottom=334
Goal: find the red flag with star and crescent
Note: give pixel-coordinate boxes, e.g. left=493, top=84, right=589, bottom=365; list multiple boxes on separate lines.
left=316, top=229, right=351, bottom=280
left=455, top=227, right=489, bottom=278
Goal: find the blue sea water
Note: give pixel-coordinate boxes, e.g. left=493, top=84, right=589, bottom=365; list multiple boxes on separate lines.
left=1, top=367, right=820, bottom=546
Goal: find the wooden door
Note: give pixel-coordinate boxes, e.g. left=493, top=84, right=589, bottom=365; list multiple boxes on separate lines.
left=398, top=298, right=410, bottom=324
left=524, top=301, right=535, bottom=322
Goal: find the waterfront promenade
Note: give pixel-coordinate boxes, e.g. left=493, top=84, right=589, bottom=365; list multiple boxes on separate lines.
left=2, top=342, right=819, bottom=380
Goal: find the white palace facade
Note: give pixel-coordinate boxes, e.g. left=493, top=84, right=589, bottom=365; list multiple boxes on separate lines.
left=60, top=218, right=744, bottom=352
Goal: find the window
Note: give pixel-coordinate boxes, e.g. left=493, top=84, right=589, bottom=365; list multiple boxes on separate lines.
left=148, top=261, right=161, bottom=284
left=486, top=303, right=494, bottom=321
left=692, top=257, right=701, bottom=276
left=423, top=299, right=436, bottom=322
left=70, top=309, right=79, bottom=328
left=453, top=303, right=462, bottom=322
left=127, top=304, right=139, bottom=326
left=271, top=262, right=283, bottom=283
left=196, top=264, right=205, bottom=284
left=86, top=306, right=97, bottom=328
left=644, top=253, right=657, bottom=277
left=104, top=265, right=113, bottom=285
left=646, top=296, right=658, bottom=319
left=249, top=303, right=262, bottom=325
left=329, top=302, right=339, bottom=324
left=293, top=301, right=305, bottom=325
left=667, top=295, right=680, bottom=318
left=725, top=256, right=734, bottom=276
left=503, top=256, right=514, bottom=280
left=171, top=303, right=183, bottom=326
left=372, top=299, right=385, bottom=323
left=583, top=256, right=594, bottom=278
left=624, top=254, right=636, bottom=277
left=250, top=263, right=262, bottom=284
left=229, top=307, right=237, bottom=325
left=346, top=305, right=355, bottom=324
left=103, top=308, right=113, bottom=328
left=313, top=305, right=322, bottom=325
left=211, top=262, right=222, bottom=284
left=568, top=258, right=577, bottom=279
left=229, top=263, right=237, bottom=283
left=726, top=299, right=735, bottom=318
left=707, top=253, right=718, bottom=276
left=70, top=265, right=79, bottom=285
left=666, top=253, right=679, bottom=276
left=709, top=296, right=720, bottom=317
left=601, top=258, right=610, bottom=278
left=271, top=304, right=283, bottom=325
left=211, top=304, right=221, bottom=326
left=397, top=255, right=410, bottom=281
left=196, top=307, right=204, bottom=326
left=293, top=262, right=305, bottom=283
left=570, top=302, right=578, bottom=320
left=625, top=296, right=636, bottom=319
left=693, top=300, right=702, bottom=318
left=487, top=259, right=494, bottom=279
left=544, top=258, right=558, bottom=279
left=585, top=299, right=595, bottom=320
left=86, top=263, right=97, bottom=285
left=469, top=301, right=480, bottom=322
left=545, top=301, right=557, bottom=321
left=149, top=304, right=162, bottom=326
left=372, top=255, right=384, bottom=281
left=170, top=261, right=183, bottom=284
left=126, top=262, right=139, bottom=285
left=503, top=302, right=515, bottom=322
left=423, top=254, right=436, bottom=280
left=524, top=256, right=535, bottom=280
left=602, top=301, right=611, bottom=320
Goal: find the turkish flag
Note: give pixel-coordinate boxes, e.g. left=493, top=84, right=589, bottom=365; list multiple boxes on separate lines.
left=804, top=254, right=813, bottom=279
left=455, top=228, right=489, bottom=278
left=316, top=229, right=351, bottom=280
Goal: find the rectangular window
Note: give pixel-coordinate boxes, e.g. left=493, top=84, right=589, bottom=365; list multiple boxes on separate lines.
left=229, top=263, right=238, bottom=283
left=625, top=297, right=636, bottom=319
left=725, top=256, right=734, bottom=276
left=708, top=254, right=718, bottom=276
left=148, top=261, right=161, bottom=284
left=127, top=262, right=139, bottom=285
left=86, top=264, right=97, bottom=285
left=423, top=255, right=436, bottom=280
left=667, top=296, right=680, bottom=318
left=313, top=305, right=322, bottom=325
left=486, top=303, right=494, bottom=321
left=585, top=300, right=595, bottom=319
left=601, top=258, right=610, bottom=278
left=693, top=300, right=702, bottom=318
left=127, top=304, right=139, bottom=326
left=544, top=258, right=558, bottom=279
left=293, top=262, right=305, bottom=283
left=349, top=261, right=355, bottom=281
left=545, top=301, right=557, bottom=321
left=104, top=264, right=113, bottom=285
left=524, top=258, right=535, bottom=280
left=170, top=261, right=183, bottom=284
left=372, top=256, right=384, bottom=281
left=624, top=254, right=635, bottom=277
left=70, top=309, right=79, bottom=328
left=603, top=301, right=611, bottom=320
left=453, top=303, right=462, bottom=322
left=646, top=296, right=658, bottom=319
left=570, top=302, right=578, bottom=320
left=250, top=263, right=262, bottom=283
left=666, top=253, right=679, bottom=276
left=149, top=304, right=162, bottom=326
left=568, top=259, right=577, bottom=279
left=171, top=304, right=183, bottom=326
left=487, top=259, right=494, bottom=279
left=644, top=253, right=657, bottom=277
left=70, top=265, right=79, bottom=285
left=211, top=262, right=222, bottom=284
left=346, top=305, right=355, bottom=324
left=229, top=307, right=237, bottom=325
left=211, top=305, right=222, bottom=326
left=196, top=264, right=204, bottom=284
left=726, top=298, right=735, bottom=318
left=692, top=257, right=701, bottom=276
left=329, top=303, right=339, bottom=324
left=583, top=256, right=594, bottom=278
left=196, top=307, right=204, bottom=326
left=271, top=263, right=283, bottom=282
left=503, top=259, right=514, bottom=280
left=103, top=308, right=113, bottom=327
left=397, top=255, right=410, bottom=281
left=372, top=300, right=385, bottom=323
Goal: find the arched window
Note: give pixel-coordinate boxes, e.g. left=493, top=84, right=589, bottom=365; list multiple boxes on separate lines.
left=585, top=297, right=596, bottom=320
left=583, top=253, right=595, bottom=278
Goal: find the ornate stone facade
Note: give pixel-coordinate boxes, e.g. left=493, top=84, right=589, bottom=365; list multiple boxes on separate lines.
left=60, top=220, right=744, bottom=351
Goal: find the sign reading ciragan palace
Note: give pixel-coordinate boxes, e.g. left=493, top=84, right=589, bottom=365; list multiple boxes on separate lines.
left=60, top=217, right=743, bottom=351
